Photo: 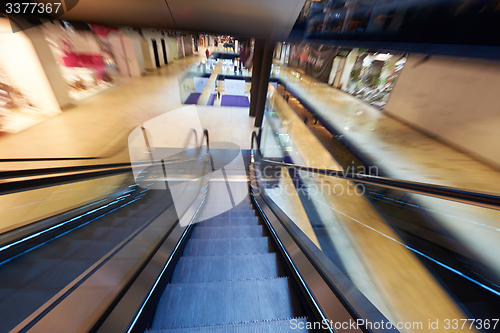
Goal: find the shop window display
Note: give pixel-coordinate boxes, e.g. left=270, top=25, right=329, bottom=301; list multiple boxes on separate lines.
left=345, top=52, right=406, bottom=109
left=0, top=67, right=41, bottom=133
left=42, top=21, right=118, bottom=101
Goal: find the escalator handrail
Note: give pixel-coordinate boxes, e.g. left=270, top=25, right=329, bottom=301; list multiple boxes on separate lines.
left=0, top=128, right=213, bottom=195
left=0, top=129, right=213, bottom=253
left=0, top=160, right=183, bottom=197
left=251, top=131, right=500, bottom=211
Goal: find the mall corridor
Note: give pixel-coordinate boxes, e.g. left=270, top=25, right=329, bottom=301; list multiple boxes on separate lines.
left=1, top=1, right=500, bottom=332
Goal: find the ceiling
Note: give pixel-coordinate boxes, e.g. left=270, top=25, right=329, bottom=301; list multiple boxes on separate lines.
left=47, top=0, right=307, bottom=40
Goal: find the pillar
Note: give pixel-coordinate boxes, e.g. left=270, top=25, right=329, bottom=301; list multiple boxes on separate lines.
left=254, top=40, right=275, bottom=127
left=249, top=39, right=265, bottom=117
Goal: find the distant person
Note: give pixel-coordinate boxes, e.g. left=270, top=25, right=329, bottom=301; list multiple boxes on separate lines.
left=205, top=48, right=209, bottom=58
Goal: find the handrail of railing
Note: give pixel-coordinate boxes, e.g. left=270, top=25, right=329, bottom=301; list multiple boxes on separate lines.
left=204, top=129, right=215, bottom=172
left=0, top=129, right=213, bottom=196
left=0, top=159, right=190, bottom=180
left=203, top=129, right=210, bottom=149
left=250, top=131, right=500, bottom=211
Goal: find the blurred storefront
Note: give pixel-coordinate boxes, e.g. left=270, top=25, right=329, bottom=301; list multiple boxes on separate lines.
left=0, top=18, right=62, bottom=133
left=284, top=42, right=407, bottom=109
left=0, top=18, right=148, bottom=133
left=42, top=21, right=118, bottom=101
left=343, top=49, right=407, bottom=108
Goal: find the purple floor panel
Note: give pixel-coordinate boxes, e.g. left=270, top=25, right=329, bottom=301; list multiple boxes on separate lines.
left=221, top=95, right=250, bottom=107
left=184, top=93, right=201, bottom=104
left=185, top=93, right=216, bottom=105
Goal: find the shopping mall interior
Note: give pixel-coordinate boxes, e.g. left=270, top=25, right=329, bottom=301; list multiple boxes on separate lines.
left=0, top=0, right=500, bottom=332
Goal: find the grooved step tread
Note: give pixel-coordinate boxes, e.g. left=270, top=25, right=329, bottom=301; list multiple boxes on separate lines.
left=203, top=204, right=253, bottom=211
left=151, top=278, right=303, bottom=329
left=171, top=253, right=280, bottom=283
left=183, top=238, right=271, bottom=256
left=146, top=317, right=310, bottom=332
left=190, top=226, right=263, bottom=239
left=196, top=216, right=259, bottom=227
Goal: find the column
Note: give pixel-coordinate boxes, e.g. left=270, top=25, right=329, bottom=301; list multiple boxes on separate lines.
left=254, top=40, right=275, bottom=127
left=249, top=39, right=264, bottom=117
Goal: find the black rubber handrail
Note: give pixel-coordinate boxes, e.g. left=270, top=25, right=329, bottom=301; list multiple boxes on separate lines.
left=0, top=129, right=212, bottom=196
left=0, top=159, right=185, bottom=180
left=251, top=131, right=500, bottom=211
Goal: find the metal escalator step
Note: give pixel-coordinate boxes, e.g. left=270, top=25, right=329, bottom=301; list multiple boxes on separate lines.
left=146, top=317, right=310, bottom=332
left=191, top=226, right=263, bottom=239
left=183, top=238, right=271, bottom=256
left=151, top=277, right=303, bottom=329
left=217, top=210, right=256, bottom=217
left=197, top=216, right=259, bottom=227
left=171, top=253, right=280, bottom=283
left=204, top=204, right=253, bottom=211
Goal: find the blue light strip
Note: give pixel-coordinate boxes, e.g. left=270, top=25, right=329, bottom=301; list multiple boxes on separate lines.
left=303, top=189, right=500, bottom=298
left=252, top=195, right=335, bottom=333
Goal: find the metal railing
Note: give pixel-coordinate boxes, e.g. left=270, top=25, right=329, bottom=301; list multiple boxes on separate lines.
left=251, top=130, right=500, bottom=211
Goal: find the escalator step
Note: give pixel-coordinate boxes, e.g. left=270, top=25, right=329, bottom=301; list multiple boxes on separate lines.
left=196, top=216, right=259, bottom=227
left=146, top=317, right=309, bottom=332
left=183, top=238, right=271, bottom=256
left=171, top=253, right=280, bottom=283
left=191, top=226, right=263, bottom=239
left=151, top=277, right=302, bottom=329
left=217, top=210, right=256, bottom=217
left=204, top=204, right=253, bottom=211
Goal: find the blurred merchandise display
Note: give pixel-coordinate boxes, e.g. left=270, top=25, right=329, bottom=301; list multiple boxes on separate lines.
left=345, top=51, right=407, bottom=108
left=42, top=21, right=117, bottom=101
left=282, top=42, right=407, bottom=109
left=0, top=67, right=43, bottom=134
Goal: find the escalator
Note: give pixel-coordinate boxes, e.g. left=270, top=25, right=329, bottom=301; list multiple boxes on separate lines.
left=146, top=193, right=308, bottom=332
left=1, top=128, right=499, bottom=333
